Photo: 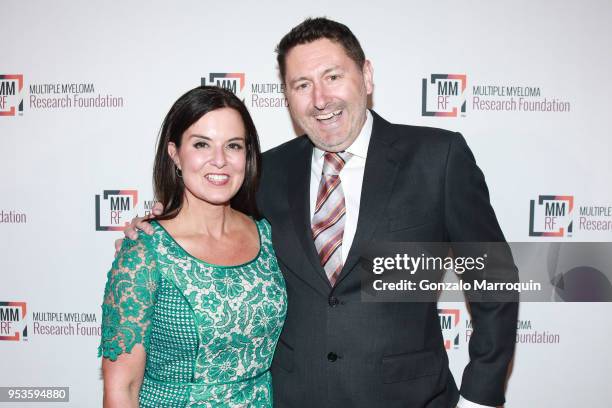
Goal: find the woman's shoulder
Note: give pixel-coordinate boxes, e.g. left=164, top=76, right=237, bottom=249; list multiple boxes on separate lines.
left=254, top=217, right=272, bottom=236
left=118, top=222, right=161, bottom=251
left=253, top=217, right=275, bottom=251
left=113, top=221, right=166, bottom=268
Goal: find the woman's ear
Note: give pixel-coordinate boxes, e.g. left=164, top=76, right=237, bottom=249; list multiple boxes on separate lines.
left=168, top=142, right=180, bottom=170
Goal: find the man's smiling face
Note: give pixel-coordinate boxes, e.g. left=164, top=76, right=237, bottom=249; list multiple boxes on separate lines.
left=284, top=38, right=373, bottom=152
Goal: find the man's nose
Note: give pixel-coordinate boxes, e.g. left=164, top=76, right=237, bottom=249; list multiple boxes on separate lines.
left=313, top=84, right=330, bottom=111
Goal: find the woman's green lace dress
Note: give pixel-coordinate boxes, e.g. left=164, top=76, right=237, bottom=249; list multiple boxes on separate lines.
left=99, top=219, right=287, bottom=407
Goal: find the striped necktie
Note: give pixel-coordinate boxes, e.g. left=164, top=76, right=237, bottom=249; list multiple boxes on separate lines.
left=311, top=151, right=352, bottom=286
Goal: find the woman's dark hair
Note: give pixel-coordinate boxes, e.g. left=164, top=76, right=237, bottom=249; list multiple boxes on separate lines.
left=153, top=86, right=261, bottom=220
left=276, top=17, right=366, bottom=83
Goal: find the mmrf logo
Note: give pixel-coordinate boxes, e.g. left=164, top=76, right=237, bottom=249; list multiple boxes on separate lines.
left=95, top=190, right=138, bottom=231
left=0, top=74, right=24, bottom=116
left=529, top=195, right=574, bottom=237
left=201, top=73, right=246, bottom=99
left=422, top=74, right=467, bottom=117
left=438, top=308, right=460, bottom=350
left=0, top=302, right=27, bottom=341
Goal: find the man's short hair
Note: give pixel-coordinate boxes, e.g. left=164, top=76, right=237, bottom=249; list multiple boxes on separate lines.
left=276, top=17, right=366, bottom=83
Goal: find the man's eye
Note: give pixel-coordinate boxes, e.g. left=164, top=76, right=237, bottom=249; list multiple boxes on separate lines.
left=296, top=83, right=309, bottom=90
left=330, top=75, right=339, bottom=80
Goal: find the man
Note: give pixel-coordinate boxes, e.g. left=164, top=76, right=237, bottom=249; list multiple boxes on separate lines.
left=125, top=17, right=517, bottom=408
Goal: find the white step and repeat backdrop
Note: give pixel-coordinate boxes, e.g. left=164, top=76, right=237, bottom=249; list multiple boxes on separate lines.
left=1, top=1, right=611, bottom=406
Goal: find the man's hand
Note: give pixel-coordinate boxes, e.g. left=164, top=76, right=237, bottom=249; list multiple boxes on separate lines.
left=113, top=202, right=164, bottom=255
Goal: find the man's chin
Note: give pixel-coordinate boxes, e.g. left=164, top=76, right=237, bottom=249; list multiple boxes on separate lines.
left=320, top=145, right=347, bottom=153
left=308, top=134, right=351, bottom=152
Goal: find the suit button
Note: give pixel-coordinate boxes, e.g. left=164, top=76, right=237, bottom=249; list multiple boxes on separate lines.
left=328, top=296, right=339, bottom=307
left=327, top=352, right=338, bottom=362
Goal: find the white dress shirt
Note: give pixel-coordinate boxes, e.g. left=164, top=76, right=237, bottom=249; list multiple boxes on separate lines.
left=308, top=110, right=492, bottom=408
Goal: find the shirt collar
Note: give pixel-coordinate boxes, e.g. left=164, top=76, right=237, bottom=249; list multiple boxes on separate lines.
left=313, top=110, right=373, bottom=160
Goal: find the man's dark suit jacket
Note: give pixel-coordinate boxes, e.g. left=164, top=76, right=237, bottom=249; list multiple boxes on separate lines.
left=257, top=110, right=518, bottom=408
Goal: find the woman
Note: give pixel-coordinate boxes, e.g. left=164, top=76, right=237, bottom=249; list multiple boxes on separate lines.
left=99, top=86, right=287, bottom=407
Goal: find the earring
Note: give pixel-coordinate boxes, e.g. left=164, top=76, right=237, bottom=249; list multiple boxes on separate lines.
left=175, top=166, right=183, bottom=178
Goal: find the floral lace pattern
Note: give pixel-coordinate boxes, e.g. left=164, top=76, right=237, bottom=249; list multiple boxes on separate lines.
left=99, top=236, right=159, bottom=360
left=99, top=219, right=286, bottom=407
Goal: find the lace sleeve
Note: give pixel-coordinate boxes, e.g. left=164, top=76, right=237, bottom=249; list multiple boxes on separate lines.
left=98, top=236, right=159, bottom=361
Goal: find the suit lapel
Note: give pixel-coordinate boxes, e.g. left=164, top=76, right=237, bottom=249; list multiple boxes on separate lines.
left=336, top=111, right=402, bottom=285
left=287, top=137, right=333, bottom=293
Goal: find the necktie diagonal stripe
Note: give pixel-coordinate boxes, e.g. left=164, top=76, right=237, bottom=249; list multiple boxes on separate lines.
left=312, top=151, right=352, bottom=286
left=317, top=229, right=344, bottom=266
left=312, top=201, right=345, bottom=239
left=314, top=176, right=342, bottom=214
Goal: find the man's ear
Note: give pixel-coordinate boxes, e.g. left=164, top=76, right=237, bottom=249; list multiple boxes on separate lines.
left=362, top=59, right=374, bottom=95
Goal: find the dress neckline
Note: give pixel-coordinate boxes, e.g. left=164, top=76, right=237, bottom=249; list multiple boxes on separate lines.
left=152, top=218, right=263, bottom=269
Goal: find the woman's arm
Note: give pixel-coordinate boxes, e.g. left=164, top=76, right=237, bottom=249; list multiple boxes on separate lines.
left=99, top=234, right=159, bottom=408
left=102, top=344, right=146, bottom=408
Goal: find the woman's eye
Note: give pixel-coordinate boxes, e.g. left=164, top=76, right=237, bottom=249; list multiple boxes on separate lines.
left=228, top=143, right=244, bottom=150
left=194, top=142, right=208, bottom=148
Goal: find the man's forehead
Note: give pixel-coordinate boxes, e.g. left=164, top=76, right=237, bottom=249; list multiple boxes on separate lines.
left=287, top=65, right=343, bottom=83
left=285, top=40, right=354, bottom=80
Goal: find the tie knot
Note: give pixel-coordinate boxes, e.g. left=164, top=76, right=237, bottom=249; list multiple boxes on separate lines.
left=322, top=151, right=352, bottom=176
